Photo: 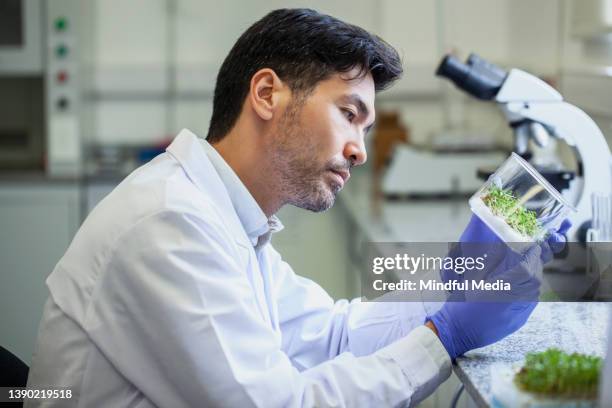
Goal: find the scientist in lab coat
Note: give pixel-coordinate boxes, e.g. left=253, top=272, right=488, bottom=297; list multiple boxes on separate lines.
left=26, top=8, right=561, bottom=407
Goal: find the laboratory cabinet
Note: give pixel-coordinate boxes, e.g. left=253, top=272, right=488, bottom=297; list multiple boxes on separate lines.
left=0, top=181, right=80, bottom=364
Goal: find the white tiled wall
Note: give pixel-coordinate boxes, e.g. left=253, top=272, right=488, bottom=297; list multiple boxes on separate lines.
left=83, top=0, right=612, bottom=149
left=92, top=0, right=168, bottom=67
left=82, top=0, right=511, bottom=146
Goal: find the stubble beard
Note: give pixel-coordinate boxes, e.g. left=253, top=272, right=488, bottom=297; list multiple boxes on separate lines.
left=269, top=102, right=341, bottom=213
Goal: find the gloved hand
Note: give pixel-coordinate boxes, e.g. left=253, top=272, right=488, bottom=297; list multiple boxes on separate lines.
left=432, top=215, right=571, bottom=359
left=459, top=214, right=571, bottom=259
left=441, top=215, right=572, bottom=283
left=430, top=244, right=543, bottom=360
left=539, top=218, right=572, bottom=263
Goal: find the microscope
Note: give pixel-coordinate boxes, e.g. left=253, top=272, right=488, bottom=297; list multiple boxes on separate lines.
left=436, top=53, right=612, bottom=243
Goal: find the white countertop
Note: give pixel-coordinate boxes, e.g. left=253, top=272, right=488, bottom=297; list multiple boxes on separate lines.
left=455, top=302, right=609, bottom=407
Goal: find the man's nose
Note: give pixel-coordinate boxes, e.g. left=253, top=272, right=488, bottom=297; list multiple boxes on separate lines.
left=343, top=139, right=367, bottom=167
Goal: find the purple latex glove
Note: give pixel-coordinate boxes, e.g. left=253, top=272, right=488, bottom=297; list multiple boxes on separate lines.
left=432, top=217, right=572, bottom=360
left=440, top=215, right=571, bottom=291
left=430, top=244, right=543, bottom=360
left=458, top=214, right=571, bottom=262
left=539, top=218, right=572, bottom=263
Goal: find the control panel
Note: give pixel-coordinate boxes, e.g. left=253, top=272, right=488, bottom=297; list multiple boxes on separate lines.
left=45, top=0, right=81, bottom=176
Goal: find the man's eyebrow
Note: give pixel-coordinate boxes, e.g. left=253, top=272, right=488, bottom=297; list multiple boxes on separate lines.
left=342, top=94, right=370, bottom=118
left=340, top=93, right=376, bottom=133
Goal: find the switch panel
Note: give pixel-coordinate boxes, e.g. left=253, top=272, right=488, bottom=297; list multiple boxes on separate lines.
left=45, top=0, right=80, bottom=175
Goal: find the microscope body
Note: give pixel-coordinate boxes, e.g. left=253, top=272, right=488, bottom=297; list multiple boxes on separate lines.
left=438, top=54, right=612, bottom=242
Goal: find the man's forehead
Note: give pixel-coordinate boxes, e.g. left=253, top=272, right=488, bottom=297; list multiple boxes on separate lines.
left=323, top=71, right=375, bottom=110
left=338, top=70, right=374, bottom=94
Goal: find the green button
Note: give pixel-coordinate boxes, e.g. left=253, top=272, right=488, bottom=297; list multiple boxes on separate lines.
left=54, top=17, right=68, bottom=31
left=56, top=45, right=69, bottom=58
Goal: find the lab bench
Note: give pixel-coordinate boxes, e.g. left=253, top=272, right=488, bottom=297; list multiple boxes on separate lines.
left=336, top=168, right=610, bottom=407
left=455, top=302, right=609, bottom=407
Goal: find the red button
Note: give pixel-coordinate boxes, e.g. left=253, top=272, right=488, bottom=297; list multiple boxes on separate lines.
left=56, top=71, right=69, bottom=83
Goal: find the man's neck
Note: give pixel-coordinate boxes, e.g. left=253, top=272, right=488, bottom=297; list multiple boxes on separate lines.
left=211, top=134, right=281, bottom=218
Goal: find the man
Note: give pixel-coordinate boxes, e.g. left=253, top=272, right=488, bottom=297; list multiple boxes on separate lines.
left=26, top=9, right=564, bottom=407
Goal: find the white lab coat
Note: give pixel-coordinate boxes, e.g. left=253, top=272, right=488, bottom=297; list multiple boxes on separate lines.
left=25, top=129, right=450, bottom=407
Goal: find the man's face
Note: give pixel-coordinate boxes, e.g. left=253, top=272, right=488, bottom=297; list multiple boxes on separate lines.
left=268, top=69, right=375, bottom=212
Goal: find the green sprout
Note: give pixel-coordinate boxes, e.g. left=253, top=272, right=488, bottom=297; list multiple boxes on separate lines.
left=482, top=186, right=542, bottom=238
left=514, top=348, right=603, bottom=398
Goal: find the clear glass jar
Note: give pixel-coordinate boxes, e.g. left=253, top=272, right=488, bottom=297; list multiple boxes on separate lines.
left=469, top=153, right=576, bottom=243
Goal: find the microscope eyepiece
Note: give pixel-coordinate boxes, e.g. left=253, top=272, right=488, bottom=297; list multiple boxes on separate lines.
left=436, top=53, right=507, bottom=100
left=436, top=55, right=470, bottom=85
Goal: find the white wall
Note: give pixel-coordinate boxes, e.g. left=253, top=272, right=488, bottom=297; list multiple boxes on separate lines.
left=84, top=0, right=383, bottom=145
left=82, top=0, right=523, bottom=147
left=82, top=0, right=612, bottom=149
left=507, top=0, right=562, bottom=75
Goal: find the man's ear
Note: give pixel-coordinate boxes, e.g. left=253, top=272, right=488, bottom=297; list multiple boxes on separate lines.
left=248, top=68, right=285, bottom=121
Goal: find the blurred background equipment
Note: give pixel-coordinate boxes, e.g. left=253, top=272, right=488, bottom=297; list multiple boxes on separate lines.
left=382, top=145, right=506, bottom=198
left=372, top=111, right=410, bottom=176
left=370, top=111, right=408, bottom=214
left=586, top=192, right=612, bottom=300
left=0, top=0, right=81, bottom=175
left=588, top=192, right=612, bottom=242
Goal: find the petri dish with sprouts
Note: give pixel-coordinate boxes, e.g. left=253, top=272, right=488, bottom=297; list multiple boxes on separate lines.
left=469, top=153, right=576, bottom=244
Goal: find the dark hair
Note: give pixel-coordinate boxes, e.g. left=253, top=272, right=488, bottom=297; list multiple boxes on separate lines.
left=206, top=8, right=403, bottom=142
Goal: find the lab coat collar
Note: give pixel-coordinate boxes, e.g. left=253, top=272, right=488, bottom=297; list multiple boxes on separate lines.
left=199, top=137, right=284, bottom=243
left=166, top=129, right=283, bottom=247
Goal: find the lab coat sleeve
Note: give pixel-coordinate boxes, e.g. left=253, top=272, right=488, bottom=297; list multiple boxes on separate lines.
left=268, top=245, right=441, bottom=367
left=86, top=210, right=450, bottom=407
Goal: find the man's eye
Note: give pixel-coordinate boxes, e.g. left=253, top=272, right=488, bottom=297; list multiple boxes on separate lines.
left=342, top=108, right=356, bottom=122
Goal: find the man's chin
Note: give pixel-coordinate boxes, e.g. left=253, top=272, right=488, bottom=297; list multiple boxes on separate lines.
left=292, top=190, right=336, bottom=212
left=295, top=198, right=334, bottom=213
